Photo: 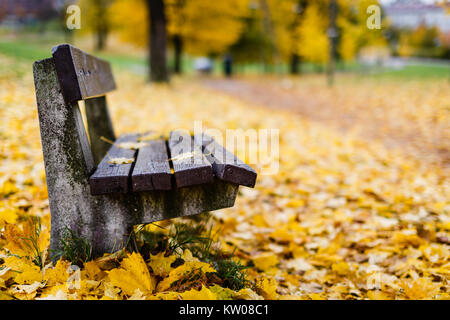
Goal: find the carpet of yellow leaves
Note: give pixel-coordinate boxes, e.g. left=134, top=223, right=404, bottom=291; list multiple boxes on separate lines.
left=0, top=60, right=449, bottom=300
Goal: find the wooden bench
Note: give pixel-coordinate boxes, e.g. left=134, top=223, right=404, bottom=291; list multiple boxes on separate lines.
left=33, top=44, right=257, bottom=257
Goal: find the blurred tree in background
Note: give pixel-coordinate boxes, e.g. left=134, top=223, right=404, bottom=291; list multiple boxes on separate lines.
left=167, top=0, right=249, bottom=73
left=108, top=0, right=148, bottom=47
left=398, top=24, right=450, bottom=59
left=147, top=0, right=169, bottom=82
left=106, top=0, right=249, bottom=76
left=70, top=0, right=445, bottom=81
left=338, top=0, right=386, bottom=63
left=79, top=0, right=113, bottom=51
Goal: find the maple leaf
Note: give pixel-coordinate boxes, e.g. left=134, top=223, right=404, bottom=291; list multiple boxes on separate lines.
left=255, top=277, right=278, bottom=300
left=2, top=256, right=42, bottom=285
left=181, top=249, right=199, bottom=262
left=43, top=259, right=71, bottom=286
left=367, top=290, right=392, bottom=300
left=400, top=278, right=441, bottom=300
left=235, top=288, right=264, bottom=300
left=116, top=142, right=148, bottom=150
left=252, top=252, right=279, bottom=271
left=129, top=288, right=147, bottom=300
left=37, top=285, right=68, bottom=300
left=9, top=281, right=45, bottom=300
left=108, top=252, right=156, bottom=296
left=148, top=252, right=176, bottom=277
left=179, top=285, right=217, bottom=300
left=147, top=291, right=181, bottom=300
left=81, top=261, right=106, bottom=281
left=102, top=281, right=121, bottom=300
left=209, top=284, right=235, bottom=300
left=0, top=208, right=17, bottom=228
left=156, top=261, right=216, bottom=292
left=285, top=258, right=313, bottom=272
left=108, top=157, right=135, bottom=164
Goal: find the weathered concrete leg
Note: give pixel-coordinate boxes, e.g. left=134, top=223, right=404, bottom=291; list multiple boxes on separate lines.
left=33, top=58, right=139, bottom=258
left=84, top=96, right=116, bottom=165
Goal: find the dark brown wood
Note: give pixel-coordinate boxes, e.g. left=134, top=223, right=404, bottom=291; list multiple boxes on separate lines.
left=168, top=130, right=214, bottom=188
left=194, top=133, right=257, bottom=188
left=131, top=138, right=172, bottom=191
left=89, top=134, right=138, bottom=195
left=52, top=44, right=116, bottom=102
left=84, top=96, right=116, bottom=165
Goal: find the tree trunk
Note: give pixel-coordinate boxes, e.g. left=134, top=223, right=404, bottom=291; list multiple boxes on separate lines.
left=173, top=34, right=183, bottom=74
left=290, top=53, right=301, bottom=74
left=327, top=0, right=338, bottom=86
left=147, top=0, right=169, bottom=82
left=259, top=0, right=279, bottom=73
left=95, top=27, right=108, bottom=51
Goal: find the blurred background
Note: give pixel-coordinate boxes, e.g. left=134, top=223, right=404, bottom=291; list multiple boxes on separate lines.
left=0, top=1, right=449, bottom=301
left=0, top=0, right=449, bottom=80
left=0, top=0, right=449, bottom=168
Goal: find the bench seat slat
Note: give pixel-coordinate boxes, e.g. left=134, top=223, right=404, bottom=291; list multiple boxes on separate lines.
left=131, top=138, right=172, bottom=191
left=194, top=133, right=257, bottom=188
left=168, top=130, right=214, bottom=188
left=90, top=134, right=138, bottom=195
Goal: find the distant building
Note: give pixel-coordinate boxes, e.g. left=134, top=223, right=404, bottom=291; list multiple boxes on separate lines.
left=384, top=0, right=450, bottom=32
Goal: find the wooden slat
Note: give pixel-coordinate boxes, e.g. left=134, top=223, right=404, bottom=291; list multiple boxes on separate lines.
left=131, top=138, right=172, bottom=191
left=168, top=130, right=214, bottom=188
left=194, top=133, right=257, bottom=188
left=139, top=180, right=239, bottom=223
left=84, top=96, right=116, bottom=165
left=89, top=134, right=137, bottom=195
left=52, top=44, right=116, bottom=103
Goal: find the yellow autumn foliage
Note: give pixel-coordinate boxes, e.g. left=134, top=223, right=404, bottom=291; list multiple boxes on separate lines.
left=108, top=252, right=157, bottom=296
left=0, top=50, right=449, bottom=300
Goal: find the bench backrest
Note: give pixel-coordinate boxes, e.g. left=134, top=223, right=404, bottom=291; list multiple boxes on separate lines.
left=52, top=44, right=116, bottom=103
left=50, top=44, right=117, bottom=165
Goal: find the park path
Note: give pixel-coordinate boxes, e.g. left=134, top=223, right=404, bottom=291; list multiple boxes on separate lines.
left=201, top=76, right=450, bottom=169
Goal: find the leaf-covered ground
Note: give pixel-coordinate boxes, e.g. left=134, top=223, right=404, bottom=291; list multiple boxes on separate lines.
left=0, top=54, right=449, bottom=300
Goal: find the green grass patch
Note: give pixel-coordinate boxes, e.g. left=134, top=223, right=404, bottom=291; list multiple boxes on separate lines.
left=52, top=227, right=92, bottom=266
left=20, top=217, right=45, bottom=269
left=0, top=36, right=147, bottom=75
left=375, top=64, right=450, bottom=79
left=133, top=214, right=250, bottom=291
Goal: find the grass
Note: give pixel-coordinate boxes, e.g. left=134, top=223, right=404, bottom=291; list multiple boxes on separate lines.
left=133, top=214, right=250, bottom=291
left=52, top=227, right=92, bottom=266
left=211, top=253, right=249, bottom=291
left=1, top=30, right=449, bottom=80
left=0, top=35, right=147, bottom=76
left=374, top=64, right=450, bottom=79
left=20, top=217, right=45, bottom=269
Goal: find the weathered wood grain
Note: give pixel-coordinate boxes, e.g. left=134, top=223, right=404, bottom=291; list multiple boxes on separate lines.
left=52, top=44, right=116, bottom=102
left=90, top=134, right=138, bottom=195
left=168, top=130, right=214, bottom=188
left=194, top=133, right=257, bottom=188
left=131, top=138, right=172, bottom=191
left=139, top=179, right=239, bottom=223
left=84, top=96, right=116, bottom=165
